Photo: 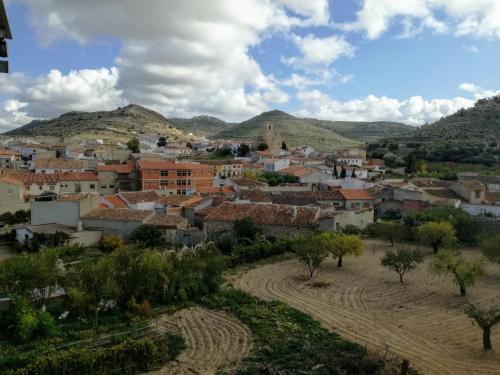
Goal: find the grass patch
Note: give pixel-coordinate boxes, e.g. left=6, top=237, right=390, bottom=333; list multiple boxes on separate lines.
left=202, top=289, right=386, bottom=374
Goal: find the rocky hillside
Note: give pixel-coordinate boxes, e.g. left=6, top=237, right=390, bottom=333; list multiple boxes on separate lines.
left=4, top=104, right=191, bottom=144
left=411, top=95, right=500, bottom=142
left=215, top=110, right=412, bottom=150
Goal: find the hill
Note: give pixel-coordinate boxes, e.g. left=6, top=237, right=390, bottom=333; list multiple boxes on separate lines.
left=215, top=110, right=412, bottom=150
left=4, top=104, right=191, bottom=144
left=168, top=115, right=235, bottom=137
left=408, top=95, right=500, bottom=142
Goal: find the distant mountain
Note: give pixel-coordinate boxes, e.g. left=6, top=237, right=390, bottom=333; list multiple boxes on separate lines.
left=215, top=110, right=412, bottom=150
left=168, top=115, right=235, bottom=137
left=4, top=104, right=190, bottom=143
left=406, top=95, right=500, bottom=143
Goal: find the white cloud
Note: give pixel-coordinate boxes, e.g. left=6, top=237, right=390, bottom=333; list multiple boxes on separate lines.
left=12, top=0, right=331, bottom=122
left=342, top=0, right=500, bottom=39
left=463, top=45, right=480, bottom=53
left=20, top=67, right=125, bottom=118
left=283, top=34, right=354, bottom=67
left=0, top=100, right=34, bottom=132
left=296, top=89, right=475, bottom=126
left=458, top=82, right=500, bottom=100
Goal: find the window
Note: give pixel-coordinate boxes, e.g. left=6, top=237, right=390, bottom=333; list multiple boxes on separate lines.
left=109, top=184, right=115, bottom=189
left=160, top=181, right=169, bottom=187
left=39, top=186, right=43, bottom=190
left=90, top=184, right=95, bottom=189
left=177, top=179, right=188, bottom=186
left=7, top=188, right=13, bottom=196
left=475, top=191, right=481, bottom=199
left=101, top=185, right=107, bottom=189
left=160, top=170, right=169, bottom=177
left=177, top=189, right=187, bottom=195
left=177, top=170, right=191, bottom=177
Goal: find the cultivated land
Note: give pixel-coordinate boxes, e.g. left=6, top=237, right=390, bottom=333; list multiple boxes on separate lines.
left=235, top=240, right=500, bottom=375
left=150, top=307, right=253, bottom=375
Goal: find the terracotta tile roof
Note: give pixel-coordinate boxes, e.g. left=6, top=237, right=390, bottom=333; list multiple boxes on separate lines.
left=280, top=166, right=317, bottom=177
left=240, top=190, right=344, bottom=206
left=160, top=195, right=194, bottom=206
left=58, top=172, right=98, bottom=181
left=119, top=191, right=161, bottom=204
left=422, top=188, right=462, bottom=200
left=411, top=178, right=452, bottom=188
left=485, top=191, right=500, bottom=203
left=58, top=193, right=96, bottom=202
left=463, top=175, right=500, bottom=185
left=204, top=202, right=320, bottom=227
left=146, top=214, right=187, bottom=229
left=8, top=173, right=59, bottom=185
left=0, top=149, right=22, bottom=156
left=82, top=208, right=153, bottom=221
left=0, top=176, right=24, bottom=185
left=102, top=195, right=129, bottom=208
left=97, top=164, right=135, bottom=173
left=136, top=160, right=213, bottom=171
left=339, top=189, right=373, bottom=200
left=196, top=186, right=234, bottom=194
left=35, top=158, right=89, bottom=170
left=365, top=159, right=385, bottom=166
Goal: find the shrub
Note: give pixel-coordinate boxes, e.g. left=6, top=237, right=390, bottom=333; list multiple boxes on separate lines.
left=97, top=235, right=125, bottom=253
left=129, top=225, right=163, bottom=247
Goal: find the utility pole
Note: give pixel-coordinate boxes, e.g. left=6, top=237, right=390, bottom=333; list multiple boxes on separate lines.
left=0, top=0, right=12, bottom=73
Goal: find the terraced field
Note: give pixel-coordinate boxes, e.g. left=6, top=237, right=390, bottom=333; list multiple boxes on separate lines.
left=235, top=240, right=500, bottom=375
left=150, top=307, right=253, bottom=375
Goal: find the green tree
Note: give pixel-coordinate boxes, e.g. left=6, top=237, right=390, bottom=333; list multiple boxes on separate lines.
left=481, top=234, right=500, bottom=264
left=431, top=250, right=484, bottom=296
left=328, top=233, right=364, bottom=268
left=373, top=221, right=405, bottom=246
left=97, top=235, right=125, bottom=253
left=257, top=142, right=268, bottom=151
left=464, top=304, right=500, bottom=351
left=381, top=246, right=423, bottom=284
left=157, top=137, right=167, bottom=147
left=293, top=233, right=329, bottom=279
left=127, top=137, right=140, bottom=153
left=416, top=221, right=456, bottom=253
left=237, top=143, right=250, bottom=157
left=129, top=224, right=163, bottom=247
left=234, top=217, right=261, bottom=241
left=186, top=141, right=192, bottom=149
left=215, top=232, right=236, bottom=255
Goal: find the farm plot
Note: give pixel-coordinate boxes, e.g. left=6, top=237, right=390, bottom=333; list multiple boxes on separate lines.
left=235, top=239, right=500, bottom=375
left=149, top=307, right=253, bottom=375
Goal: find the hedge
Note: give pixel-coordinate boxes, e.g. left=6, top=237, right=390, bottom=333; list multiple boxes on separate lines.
left=6, top=334, right=184, bottom=375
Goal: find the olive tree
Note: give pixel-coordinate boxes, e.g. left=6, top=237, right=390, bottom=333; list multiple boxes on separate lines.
left=328, top=233, right=364, bottom=268
left=293, top=233, right=329, bottom=279
left=481, top=234, right=500, bottom=264
left=431, top=250, right=484, bottom=296
left=381, top=246, right=423, bottom=284
left=373, top=221, right=405, bottom=246
left=416, top=221, right=456, bottom=254
left=464, top=304, right=500, bottom=351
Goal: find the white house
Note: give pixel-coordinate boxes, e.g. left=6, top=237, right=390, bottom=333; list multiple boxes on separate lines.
left=263, top=158, right=290, bottom=172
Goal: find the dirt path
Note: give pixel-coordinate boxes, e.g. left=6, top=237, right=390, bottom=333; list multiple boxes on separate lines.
left=149, top=307, right=253, bottom=375
left=235, top=240, right=500, bottom=375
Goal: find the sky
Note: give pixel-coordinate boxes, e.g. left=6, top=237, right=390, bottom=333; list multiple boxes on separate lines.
left=1, top=0, right=500, bottom=133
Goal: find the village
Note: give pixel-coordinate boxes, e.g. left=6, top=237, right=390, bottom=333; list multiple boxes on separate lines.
left=0, top=121, right=498, bottom=250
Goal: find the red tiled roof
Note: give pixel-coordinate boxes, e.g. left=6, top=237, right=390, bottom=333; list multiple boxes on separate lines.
left=339, top=189, right=373, bottom=200
left=0, top=149, right=22, bottom=156
left=119, top=191, right=161, bottom=204
left=146, top=214, right=187, bottom=228
left=35, top=158, right=89, bottom=170
left=102, top=195, right=128, bottom=208
left=58, top=193, right=96, bottom=202
left=82, top=208, right=153, bottom=221
left=136, top=160, right=213, bottom=171
left=204, top=202, right=320, bottom=227
left=196, top=186, right=234, bottom=194
left=0, top=176, right=24, bottom=186
left=280, top=166, right=316, bottom=177
left=58, top=172, right=98, bottom=181
left=97, top=164, right=135, bottom=173
left=7, top=173, right=59, bottom=185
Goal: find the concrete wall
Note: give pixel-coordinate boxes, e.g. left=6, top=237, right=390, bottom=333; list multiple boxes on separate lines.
left=70, top=230, right=102, bottom=247
left=31, top=195, right=100, bottom=227
left=82, top=218, right=144, bottom=239
left=460, top=203, right=500, bottom=217
left=393, top=188, right=424, bottom=202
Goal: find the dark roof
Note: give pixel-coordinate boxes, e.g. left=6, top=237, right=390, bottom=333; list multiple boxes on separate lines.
left=0, top=0, right=12, bottom=40
left=240, top=190, right=344, bottom=206
left=204, top=202, right=320, bottom=227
